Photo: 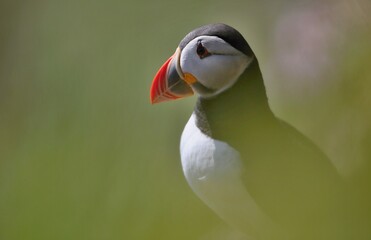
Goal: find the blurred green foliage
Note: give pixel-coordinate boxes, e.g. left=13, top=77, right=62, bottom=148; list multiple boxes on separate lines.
left=0, top=0, right=370, bottom=239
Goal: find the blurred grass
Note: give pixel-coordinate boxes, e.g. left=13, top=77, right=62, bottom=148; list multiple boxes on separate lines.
left=0, top=0, right=370, bottom=239
left=0, top=1, right=230, bottom=239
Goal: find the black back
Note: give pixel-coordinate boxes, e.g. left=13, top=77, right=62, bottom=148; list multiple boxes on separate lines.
left=173, top=23, right=346, bottom=238
left=194, top=57, right=345, bottom=238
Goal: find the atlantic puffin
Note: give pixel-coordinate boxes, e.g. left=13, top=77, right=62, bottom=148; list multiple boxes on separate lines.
left=150, top=24, right=344, bottom=239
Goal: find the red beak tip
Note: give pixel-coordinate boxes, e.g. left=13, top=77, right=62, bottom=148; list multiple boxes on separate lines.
left=150, top=98, right=158, bottom=104
left=149, top=56, right=174, bottom=105
left=149, top=51, right=193, bottom=105
left=150, top=95, right=168, bottom=104
left=150, top=83, right=162, bottom=104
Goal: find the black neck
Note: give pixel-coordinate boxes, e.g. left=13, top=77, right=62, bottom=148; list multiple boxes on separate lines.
left=194, top=59, right=277, bottom=145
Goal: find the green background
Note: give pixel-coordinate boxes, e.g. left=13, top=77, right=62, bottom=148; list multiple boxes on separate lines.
left=1, top=0, right=370, bottom=239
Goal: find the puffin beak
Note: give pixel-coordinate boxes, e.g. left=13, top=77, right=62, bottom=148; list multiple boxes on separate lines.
left=150, top=48, right=194, bottom=104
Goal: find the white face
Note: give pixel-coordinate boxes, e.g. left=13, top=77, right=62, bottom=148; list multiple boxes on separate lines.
left=179, top=35, right=253, bottom=98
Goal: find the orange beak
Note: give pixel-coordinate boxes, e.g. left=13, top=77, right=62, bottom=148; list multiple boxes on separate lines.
left=150, top=48, right=194, bottom=104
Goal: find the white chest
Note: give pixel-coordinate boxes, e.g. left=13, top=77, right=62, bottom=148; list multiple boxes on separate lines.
left=180, top=114, right=242, bottom=185
left=179, top=113, right=279, bottom=239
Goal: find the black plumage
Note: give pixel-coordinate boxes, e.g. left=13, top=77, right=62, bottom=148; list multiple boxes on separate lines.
left=187, top=24, right=345, bottom=239
left=151, top=23, right=348, bottom=239
left=179, top=23, right=254, bottom=57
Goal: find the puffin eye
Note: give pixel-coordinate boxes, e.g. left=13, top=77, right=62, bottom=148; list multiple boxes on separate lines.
left=196, top=41, right=210, bottom=59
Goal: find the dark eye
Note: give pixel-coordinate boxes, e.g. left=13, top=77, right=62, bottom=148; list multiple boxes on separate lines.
left=196, top=41, right=210, bottom=59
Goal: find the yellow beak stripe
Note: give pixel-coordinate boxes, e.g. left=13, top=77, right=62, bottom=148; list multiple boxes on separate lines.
left=183, top=73, right=198, bottom=84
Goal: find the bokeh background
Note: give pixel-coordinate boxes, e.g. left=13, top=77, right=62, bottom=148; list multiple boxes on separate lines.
left=1, top=0, right=370, bottom=239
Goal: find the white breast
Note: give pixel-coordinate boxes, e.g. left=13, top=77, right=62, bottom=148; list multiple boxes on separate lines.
left=180, top=113, right=282, bottom=239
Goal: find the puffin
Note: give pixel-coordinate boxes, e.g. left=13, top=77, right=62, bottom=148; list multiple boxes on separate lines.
left=150, top=24, right=344, bottom=240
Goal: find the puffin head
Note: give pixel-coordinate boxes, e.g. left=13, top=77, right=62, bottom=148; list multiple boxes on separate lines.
left=150, top=23, right=255, bottom=104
